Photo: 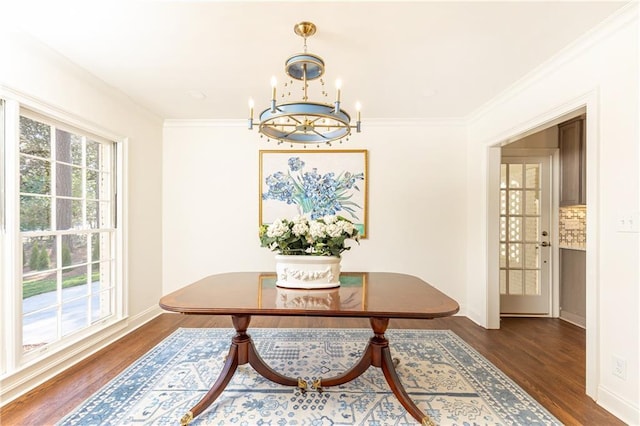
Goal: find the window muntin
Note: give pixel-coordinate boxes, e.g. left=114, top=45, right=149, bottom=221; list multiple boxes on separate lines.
left=499, top=161, right=542, bottom=296
left=18, top=111, right=117, bottom=355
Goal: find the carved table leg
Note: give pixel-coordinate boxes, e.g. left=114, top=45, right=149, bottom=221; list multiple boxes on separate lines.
left=311, top=317, right=436, bottom=425
left=380, top=340, right=436, bottom=425
left=316, top=339, right=373, bottom=390
left=181, top=315, right=434, bottom=425
left=181, top=315, right=302, bottom=425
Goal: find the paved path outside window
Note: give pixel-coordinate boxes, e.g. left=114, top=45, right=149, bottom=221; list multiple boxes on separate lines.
left=22, top=282, right=103, bottom=347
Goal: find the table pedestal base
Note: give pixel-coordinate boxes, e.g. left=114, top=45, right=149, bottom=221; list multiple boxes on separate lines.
left=181, top=315, right=435, bottom=426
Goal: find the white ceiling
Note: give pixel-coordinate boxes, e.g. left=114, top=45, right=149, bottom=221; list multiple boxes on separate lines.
left=6, top=1, right=628, bottom=120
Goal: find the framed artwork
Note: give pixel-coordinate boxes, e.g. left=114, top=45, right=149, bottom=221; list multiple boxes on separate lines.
left=259, top=150, right=368, bottom=237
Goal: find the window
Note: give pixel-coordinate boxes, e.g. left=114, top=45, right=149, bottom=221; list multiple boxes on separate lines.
left=1, top=101, right=124, bottom=373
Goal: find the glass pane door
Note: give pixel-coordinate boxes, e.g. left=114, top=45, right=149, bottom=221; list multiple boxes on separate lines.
left=500, top=156, right=551, bottom=315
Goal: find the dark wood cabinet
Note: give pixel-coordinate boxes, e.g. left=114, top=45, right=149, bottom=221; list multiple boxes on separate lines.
left=559, top=117, right=586, bottom=206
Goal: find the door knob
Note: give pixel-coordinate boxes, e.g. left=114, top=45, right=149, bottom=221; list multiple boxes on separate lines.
left=541, top=241, right=551, bottom=247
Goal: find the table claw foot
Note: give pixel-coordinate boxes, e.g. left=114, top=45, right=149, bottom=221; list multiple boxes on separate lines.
left=311, top=378, right=322, bottom=393
left=422, top=415, right=437, bottom=426
left=297, top=377, right=308, bottom=393
left=180, top=411, right=194, bottom=426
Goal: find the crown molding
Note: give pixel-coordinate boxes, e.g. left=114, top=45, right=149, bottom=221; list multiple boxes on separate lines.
left=0, top=85, right=127, bottom=142
left=163, top=117, right=465, bottom=129
left=358, top=117, right=465, bottom=127
left=467, top=1, right=638, bottom=125
left=163, top=119, right=243, bottom=128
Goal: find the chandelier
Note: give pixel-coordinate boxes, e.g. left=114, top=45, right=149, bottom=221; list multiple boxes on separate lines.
left=248, top=21, right=361, bottom=147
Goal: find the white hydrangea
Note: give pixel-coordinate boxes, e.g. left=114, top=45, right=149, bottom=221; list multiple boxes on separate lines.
left=292, top=215, right=308, bottom=225
left=291, top=222, right=309, bottom=237
left=266, top=219, right=288, bottom=238
left=326, top=223, right=342, bottom=238
left=309, top=220, right=327, bottom=239
left=322, top=215, right=337, bottom=224
left=260, top=215, right=359, bottom=256
left=339, top=220, right=355, bottom=235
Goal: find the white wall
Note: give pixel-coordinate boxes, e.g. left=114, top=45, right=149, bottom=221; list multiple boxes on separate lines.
left=466, top=5, right=639, bottom=423
left=162, top=120, right=468, bottom=310
left=0, top=32, right=164, bottom=401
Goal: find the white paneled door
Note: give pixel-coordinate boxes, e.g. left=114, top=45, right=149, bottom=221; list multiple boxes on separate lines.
left=500, top=156, right=552, bottom=315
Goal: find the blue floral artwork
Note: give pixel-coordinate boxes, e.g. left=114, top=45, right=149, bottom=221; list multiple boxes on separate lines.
left=260, top=150, right=367, bottom=236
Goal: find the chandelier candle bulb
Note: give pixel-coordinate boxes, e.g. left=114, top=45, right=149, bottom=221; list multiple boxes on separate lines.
left=248, top=98, right=254, bottom=129
left=334, top=80, right=342, bottom=113
left=270, top=77, right=277, bottom=112
left=271, top=76, right=277, bottom=100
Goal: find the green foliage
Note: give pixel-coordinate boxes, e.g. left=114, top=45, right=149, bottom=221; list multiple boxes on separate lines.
left=20, top=116, right=53, bottom=232
left=29, top=241, right=41, bottom=270
left=19, top=116, right=51, bottom=157
left=22, top=271, right=100, bottom=299
left=92, top=239, right=100, bottom=262
left=20, top=195, right=50, bottom=232
left=36, top=247, right=50, bottom=270
left=62, top=243, right=72, bottom=267
left=29, top=241, right=51, bottom=271
left=19, top=116, right=91, bottom=233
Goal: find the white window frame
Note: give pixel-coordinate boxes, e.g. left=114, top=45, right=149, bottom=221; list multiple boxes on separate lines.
left=0, top=91, right=127, bottom=384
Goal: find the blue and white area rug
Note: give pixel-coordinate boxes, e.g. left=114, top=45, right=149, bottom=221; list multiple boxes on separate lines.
left=58, top=328, right=560, bottom=425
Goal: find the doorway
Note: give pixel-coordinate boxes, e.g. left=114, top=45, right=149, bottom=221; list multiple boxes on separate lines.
left=500, top=155, right=552, bottom=315
left=487, top=101, right=597, bottom=398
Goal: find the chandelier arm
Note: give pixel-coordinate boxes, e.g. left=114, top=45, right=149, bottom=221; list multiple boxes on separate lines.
left=263, top=123, right=298, bottom=128
left=310, top=129, right=329, bottom=140
left=263, top=122, right=350, bottom=130
left=287, top=115, right=304, bottom=125
left=281, top=129, right=302, bottom=139
left=263, top=119, right=351, bottom=130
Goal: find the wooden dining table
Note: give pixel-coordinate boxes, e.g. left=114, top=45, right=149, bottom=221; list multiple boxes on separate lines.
left=159, top=272, right=459, bottom=426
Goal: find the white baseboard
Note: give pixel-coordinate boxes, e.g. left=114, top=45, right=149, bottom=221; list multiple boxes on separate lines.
left=598, top=384, right=640, bottom=425
left=559, top=311, right=586, bottom=328
left=465, top=308, right=485, bottom=328
left=0, top=305, right=162, bottom=407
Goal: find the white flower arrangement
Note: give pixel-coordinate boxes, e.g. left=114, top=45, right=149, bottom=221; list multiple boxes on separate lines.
left=260, top=215, right=359, bottom=257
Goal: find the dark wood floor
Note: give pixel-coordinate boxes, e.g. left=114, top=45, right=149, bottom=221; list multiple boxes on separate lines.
left=1, top=314, right=623, bottom=426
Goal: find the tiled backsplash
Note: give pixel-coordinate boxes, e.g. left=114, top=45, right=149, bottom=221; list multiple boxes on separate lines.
left=559, top=206, right=586, bottom=248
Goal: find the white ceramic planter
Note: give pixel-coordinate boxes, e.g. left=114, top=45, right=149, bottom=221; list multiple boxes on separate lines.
left=275, top=255, right=341, bottom=289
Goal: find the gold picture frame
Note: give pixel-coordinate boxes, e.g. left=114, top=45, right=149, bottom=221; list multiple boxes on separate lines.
left=259, top=150, right=368, bottom=237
